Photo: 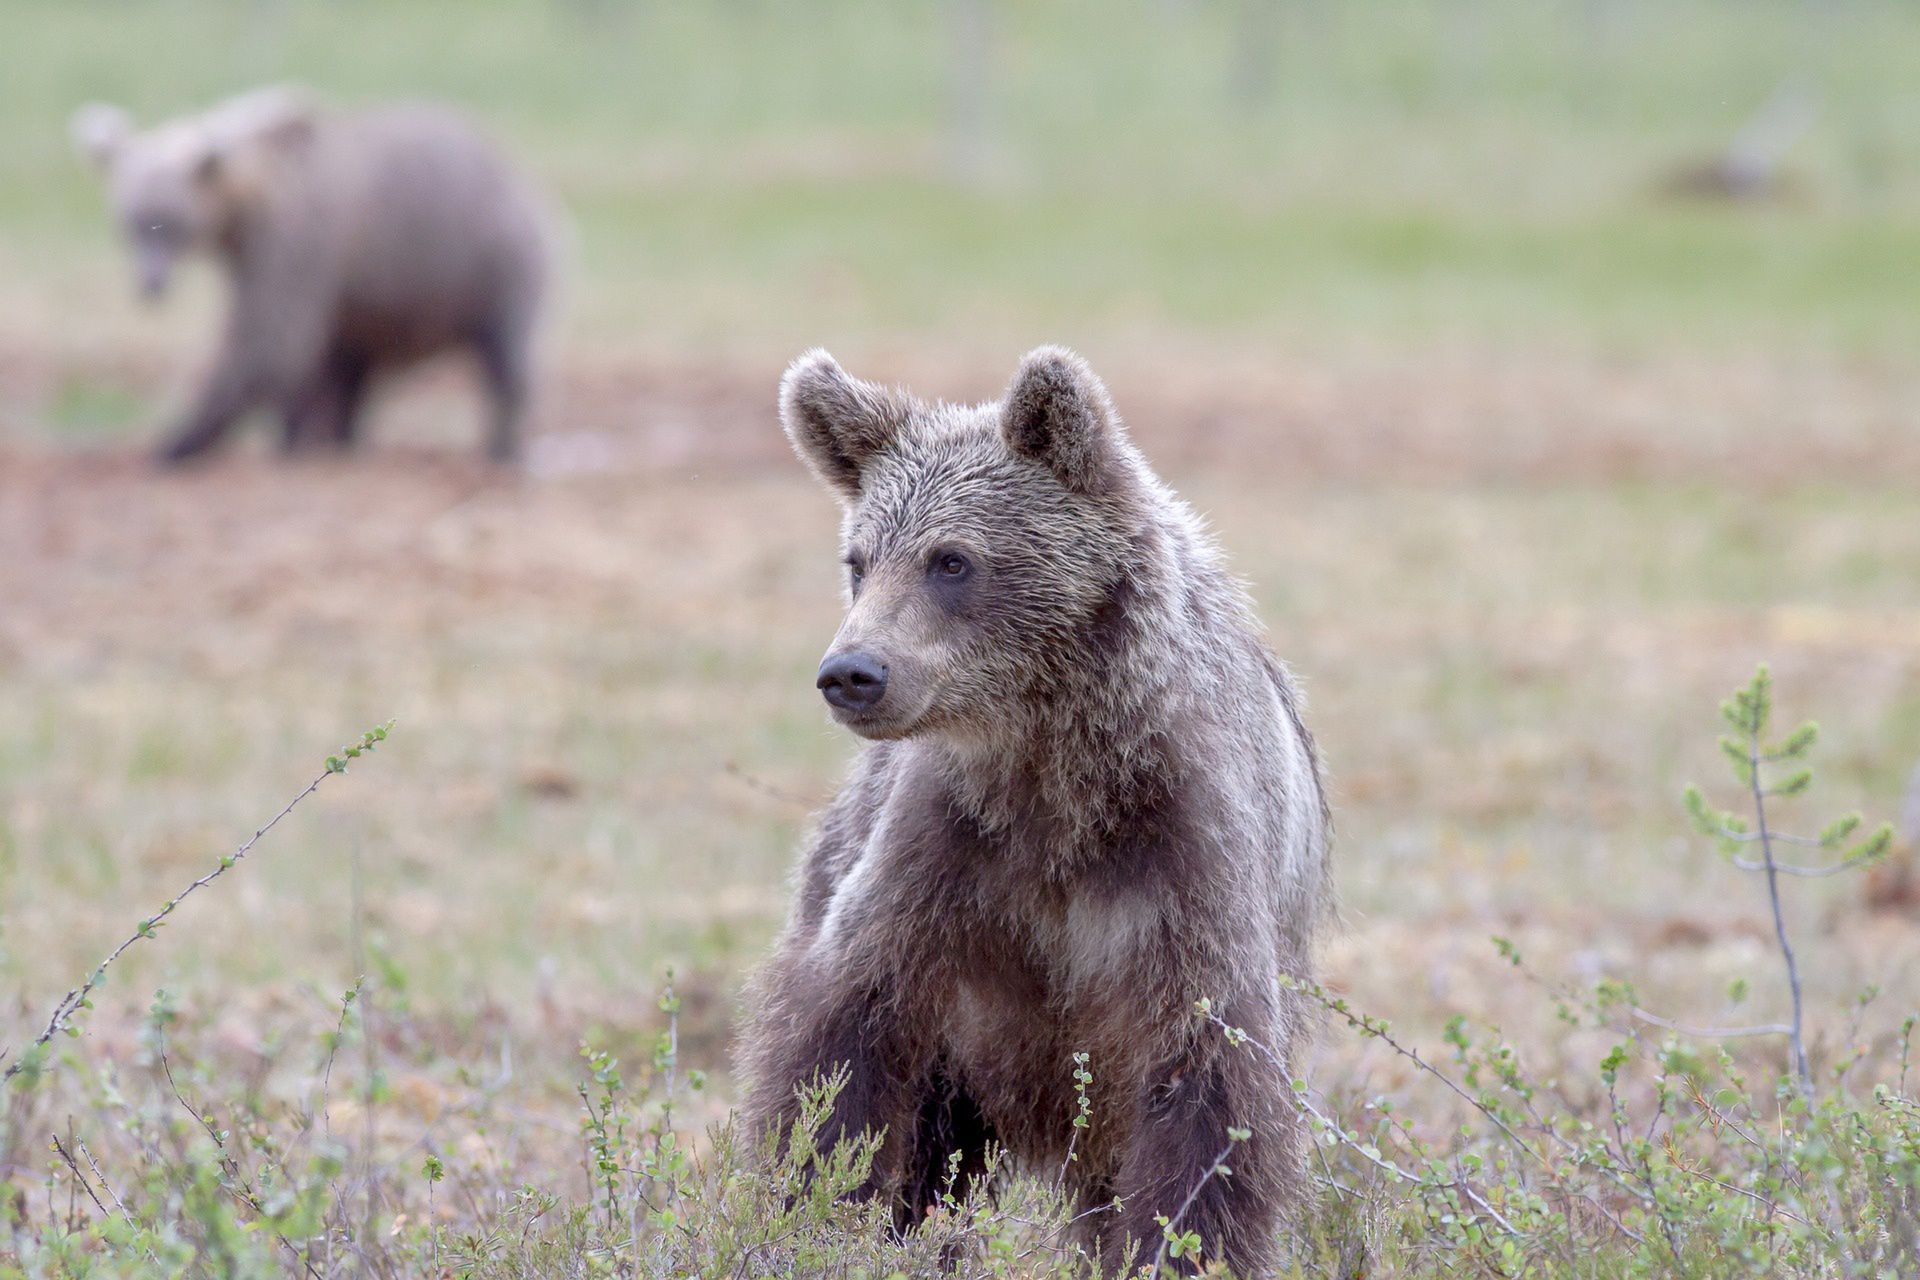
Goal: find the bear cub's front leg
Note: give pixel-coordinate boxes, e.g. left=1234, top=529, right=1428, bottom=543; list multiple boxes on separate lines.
left=741, top=980, right=923, bottom=1202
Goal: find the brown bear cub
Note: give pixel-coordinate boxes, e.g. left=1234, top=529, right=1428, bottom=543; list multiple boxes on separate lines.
left=72, top=87, right=553, bottom=465
left=739, top=347, right=1332, bottom=1274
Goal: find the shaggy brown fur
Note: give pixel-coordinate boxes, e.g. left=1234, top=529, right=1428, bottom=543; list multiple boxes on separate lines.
left=739, top=347, right=1332, bottom=1274
left=72, top=88, right=552, bottom=464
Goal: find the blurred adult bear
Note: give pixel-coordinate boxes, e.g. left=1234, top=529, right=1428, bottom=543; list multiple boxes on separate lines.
left=738, top=347, right=1333, bottom=1274
left=71, top=87, right=553, bottom=464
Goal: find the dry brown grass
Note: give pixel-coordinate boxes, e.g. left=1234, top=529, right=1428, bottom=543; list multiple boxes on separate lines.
left=2, top=341, right=1916, bottom=1261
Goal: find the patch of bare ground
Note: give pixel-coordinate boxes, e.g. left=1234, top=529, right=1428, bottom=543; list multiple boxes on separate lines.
left=506, top=341, right=1920, bottom=486
left=7, top=338, right=1920, bottom=486
left=2, top=342, right=1915, bottom=1213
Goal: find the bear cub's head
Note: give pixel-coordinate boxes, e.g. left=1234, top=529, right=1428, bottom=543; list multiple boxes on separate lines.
left=782, top=346, right=1148, bottom=744
left=70, top=87, right=317, bottom=300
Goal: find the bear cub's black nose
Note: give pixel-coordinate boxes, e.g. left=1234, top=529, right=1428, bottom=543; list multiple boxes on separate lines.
left=817, top=652, right=889, bottom=712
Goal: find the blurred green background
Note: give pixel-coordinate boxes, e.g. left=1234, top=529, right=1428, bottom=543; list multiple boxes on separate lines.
left=5, top=0, right=1920, bottom=363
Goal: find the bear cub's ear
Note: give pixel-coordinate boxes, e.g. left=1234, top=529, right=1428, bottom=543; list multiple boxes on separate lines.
left=780, top=350, right=912, bottom=502
left=1001, top=346, right=1123, bottom=494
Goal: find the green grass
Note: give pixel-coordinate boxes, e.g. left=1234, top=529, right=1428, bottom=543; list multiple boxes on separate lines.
left=7, top=0, right=1920, bottom=359
left=4, top=3, right=1920, bottom=1273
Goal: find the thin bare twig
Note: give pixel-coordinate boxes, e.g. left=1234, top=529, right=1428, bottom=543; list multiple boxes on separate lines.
left=1291, top=1080, right=1529, bottom=1240
left=49, top=1133, right=110, bottom=1219
left=1628, top=1007, right=1794, bottom=1039
left=1746, top=727, right=1813, bottom=1097
left=161, top=1042, right=326, bottom=1280
left=3, top=723, right=391, bottom=1084
left=75, top=1138, right=131, bottom=1222
left=1201, top=1005, right=1551, bottom=1245
left=1150, top=1135, right=1240, bottom=1275
left=1726, top=850, right=1883, bottom=878
left=5, top=777, right=323, bottom=1082
left=1667, top=1153, right=1816, bottom=1230
left=1267, top=984, right=1552, bottom=1171
left=722, top=760, right=817, bottom=812
left=322, top=977, right=363, bottom=1143
left=1712, top=827, right=1825, bottom=846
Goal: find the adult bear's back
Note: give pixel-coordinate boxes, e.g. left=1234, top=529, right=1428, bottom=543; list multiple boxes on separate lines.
left=324, top=104, right=552, bottom=361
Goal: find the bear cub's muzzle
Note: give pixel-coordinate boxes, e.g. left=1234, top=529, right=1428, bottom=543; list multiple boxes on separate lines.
left=816, top=650, right=889, bottom=714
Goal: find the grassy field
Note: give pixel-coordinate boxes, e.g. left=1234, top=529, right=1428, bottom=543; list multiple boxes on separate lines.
left=2, top=1, right=1919, bottom=1275
left=6, top=0, right=1920, bottom=364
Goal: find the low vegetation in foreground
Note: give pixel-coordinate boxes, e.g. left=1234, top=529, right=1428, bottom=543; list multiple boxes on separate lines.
left=4, top=2, right=1918, bottom=1275
left=1, top=669, right=1913, bottom=1278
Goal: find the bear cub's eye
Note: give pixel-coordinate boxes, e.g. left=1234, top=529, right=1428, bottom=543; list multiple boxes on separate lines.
left=933, top=553, right=971, bottom=579
left=846, top=559, right=865, bottom=589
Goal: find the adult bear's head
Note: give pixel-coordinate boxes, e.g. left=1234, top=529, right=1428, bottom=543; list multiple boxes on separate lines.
left=71, top=87, right=317, bottom=300
left=782, top=346, right=1154, bottom=744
